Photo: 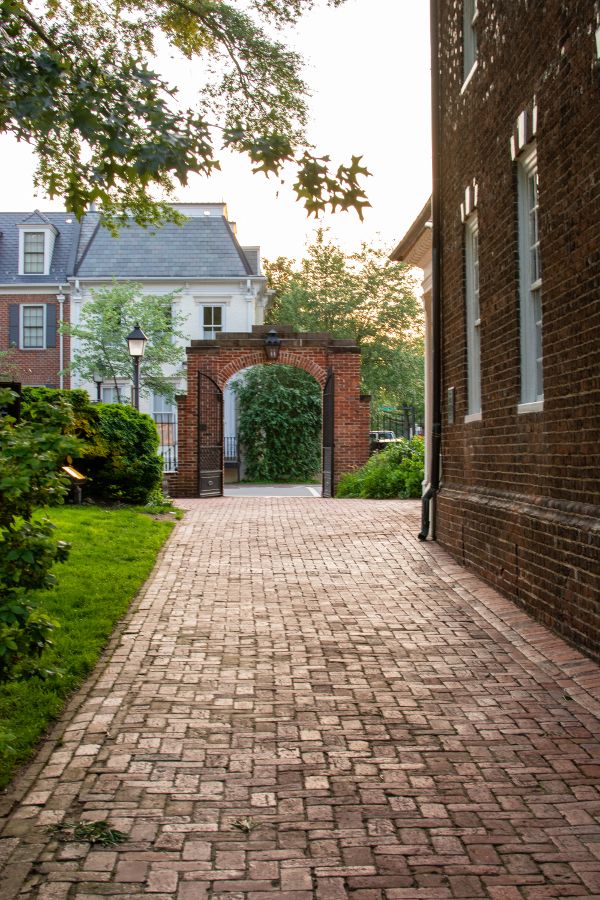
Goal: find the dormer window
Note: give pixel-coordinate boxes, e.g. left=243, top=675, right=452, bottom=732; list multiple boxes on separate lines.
left=17, top=213, right=58, bottom=276
left=23, top=232, right=46, bottom=274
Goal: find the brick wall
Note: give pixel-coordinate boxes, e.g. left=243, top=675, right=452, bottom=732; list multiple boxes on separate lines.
left=167, top=328, right=370, bottom=497
left=0, top=294, right=71, bottom=388
left=436, top=1, right=600, bottom=660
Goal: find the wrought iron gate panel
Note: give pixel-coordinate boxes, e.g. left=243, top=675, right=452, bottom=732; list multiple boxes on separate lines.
left=322, top=367, right=334, bottom=498
left=197, top=372, right=223, bottom=497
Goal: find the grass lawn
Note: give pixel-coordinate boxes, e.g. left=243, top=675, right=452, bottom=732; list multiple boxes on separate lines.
left=0, top=505, right=177, bottom=790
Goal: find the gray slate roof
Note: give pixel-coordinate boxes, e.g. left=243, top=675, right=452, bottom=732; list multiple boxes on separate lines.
left=20, top=210, right=55, bottom=226
left=76, top=215, right=255, bottom=279
left=0, top=212, right=79, bottom=284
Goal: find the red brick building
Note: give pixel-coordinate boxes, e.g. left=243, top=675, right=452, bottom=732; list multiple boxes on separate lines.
left=433, top=1, right=600, bottom=659
left=0, top=211, right=78, bottom=388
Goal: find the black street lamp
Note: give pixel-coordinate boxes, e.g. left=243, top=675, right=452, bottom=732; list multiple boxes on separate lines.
left=264, top=328, right=281, bottom=361
left=92, top=371, right=103, bottom=402
left=126, top=324, right=148, bottom=410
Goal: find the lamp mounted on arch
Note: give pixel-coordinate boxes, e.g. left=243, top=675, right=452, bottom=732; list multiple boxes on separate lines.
left=264, top=328, right=281, bottom=361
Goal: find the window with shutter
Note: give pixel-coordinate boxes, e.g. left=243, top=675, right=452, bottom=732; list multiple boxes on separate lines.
left=21, top=305, right=45, bottom=349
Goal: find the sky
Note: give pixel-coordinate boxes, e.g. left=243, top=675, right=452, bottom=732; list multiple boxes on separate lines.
left=0, top=0, right=432, bottom=263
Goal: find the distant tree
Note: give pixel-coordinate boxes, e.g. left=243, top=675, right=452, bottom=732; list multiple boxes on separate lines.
left=61, top=283, right=186, bottom=402
left=1, top=0, right=369, bottom=228
left=265, top=231, right=425, bottom=415
left=0, top=349, right=20, bottom=381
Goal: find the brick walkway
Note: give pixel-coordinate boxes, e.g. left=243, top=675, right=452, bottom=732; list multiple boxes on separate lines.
left=1, top=498, right=600, bottom=900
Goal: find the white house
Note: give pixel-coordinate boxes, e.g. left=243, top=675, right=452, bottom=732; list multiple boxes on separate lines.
left=68, top=202, right=268, bottom=473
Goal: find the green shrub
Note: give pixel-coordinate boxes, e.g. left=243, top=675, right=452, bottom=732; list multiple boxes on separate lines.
left=0, top=387, right=78, bottom=682
left=21, top=388, right=162, bottom=505
left=85, top=404, right=162, bottom=504
left=336, top=436, right=424, bottom=499
left=22, top=388, right=100, bottom=457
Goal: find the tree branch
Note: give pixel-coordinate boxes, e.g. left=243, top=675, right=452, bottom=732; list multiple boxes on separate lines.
left=12, top=2, right=62, bottom=52
left=164, top=0, right=253, bottom=97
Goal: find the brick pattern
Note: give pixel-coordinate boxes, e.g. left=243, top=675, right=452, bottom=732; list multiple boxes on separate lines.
left=0, top=294, right=71, bottom=388
left=1, top=498, right=600, bottom=899
left=436, top=1, right=600, bottom=658
left=167, top=330, right=371, bottom=497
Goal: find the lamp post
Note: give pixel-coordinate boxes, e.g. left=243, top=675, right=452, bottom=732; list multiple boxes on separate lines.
left=264, top=328, right=281, bottom=361
left=126, top=324, right=148, bottom=410
left=92, top=371, right=103, bottom=402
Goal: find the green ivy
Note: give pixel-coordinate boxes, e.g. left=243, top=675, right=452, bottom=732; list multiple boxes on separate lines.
left=232, top=366, right=321, bottom=483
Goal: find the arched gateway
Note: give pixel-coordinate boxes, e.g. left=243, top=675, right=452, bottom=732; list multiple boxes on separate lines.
left=166, top=326, right=371, bottom=498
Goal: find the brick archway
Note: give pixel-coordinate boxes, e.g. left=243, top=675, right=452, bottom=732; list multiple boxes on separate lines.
left=167, top=325, right=371, bottom=498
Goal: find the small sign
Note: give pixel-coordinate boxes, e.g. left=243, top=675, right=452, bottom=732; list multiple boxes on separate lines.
left=61, top=465, right=86, bottom=482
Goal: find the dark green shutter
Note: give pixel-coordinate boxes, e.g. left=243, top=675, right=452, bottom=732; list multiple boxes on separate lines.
left=8, top=305, right=19, bottom=347
left=46, top=303, right=57, bottom=348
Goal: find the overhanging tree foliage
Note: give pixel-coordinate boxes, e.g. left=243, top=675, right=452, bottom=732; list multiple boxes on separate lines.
left=265, top=231, right=425, bottom=415
left=61, top=283, right=187, bottom=401
left=232, top=365, right=321, bottom=482
left=1, top=0, right=369, bottom=227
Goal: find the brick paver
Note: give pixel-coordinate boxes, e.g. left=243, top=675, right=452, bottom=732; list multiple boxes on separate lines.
left=1, top=498, right=600, bottom=899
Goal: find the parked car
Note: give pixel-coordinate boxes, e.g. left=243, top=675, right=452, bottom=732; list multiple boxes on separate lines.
left=369, top=430, right=396, bottom=442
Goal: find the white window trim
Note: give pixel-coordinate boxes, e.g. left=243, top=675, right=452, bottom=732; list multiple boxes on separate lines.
left=18, top=226, right=54, bottom=276
left=465, top=214, right=481, bottom=417
left=101, top=380, right=131, bottom=404
left=201, top=303, right=226, bottom=339
left=462, top=0, right=478, bottom=85
left=464, top=411, right=482, bottom=424
left=517, top=144, right=543, bottom=406
left=461, top=60, right=478, bottom=94
left=20, top=303, right=46, bottom=350
left=517, top=400, right=544, bottom=415
left=152, top=389, right=177, bottom=416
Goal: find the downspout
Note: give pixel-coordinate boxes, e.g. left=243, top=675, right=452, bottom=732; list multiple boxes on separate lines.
left=418, top=0, right=443, bottom=541
left=57, top=286, right=65, bottom=389
left=245, top=278, right=254, bottom=331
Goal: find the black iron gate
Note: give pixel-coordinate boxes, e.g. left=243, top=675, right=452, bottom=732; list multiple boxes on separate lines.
left=322, top=367, right=334, bottom=498
left=198, top=372, right=223, bottom=497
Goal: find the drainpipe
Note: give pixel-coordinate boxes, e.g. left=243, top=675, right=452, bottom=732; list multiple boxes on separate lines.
left=418, top=0, right=442, bottom=541
left=245, top=278, right=254, bottom=331
left=57, top=285, right=65, bottom=389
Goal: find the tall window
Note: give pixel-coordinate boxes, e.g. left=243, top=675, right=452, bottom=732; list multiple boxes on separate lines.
left=518, top=146, right=543, bottom=406
left=202, top=305, right=223, bottom=339
left=23, top=232, right=45, bottom=274
left=465, top=216, right=481, bottom=417
left=152, top=392, right=176, bottom=420
left=463, top=0, right=478, bottom=81
left=102, top=384, right=128, bottom=404
left=22, top=305, right=45, bottom=348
